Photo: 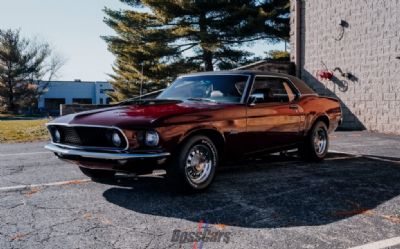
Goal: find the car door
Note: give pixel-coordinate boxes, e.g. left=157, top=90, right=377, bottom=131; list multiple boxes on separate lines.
left=244, top=76, right=303, bottom=154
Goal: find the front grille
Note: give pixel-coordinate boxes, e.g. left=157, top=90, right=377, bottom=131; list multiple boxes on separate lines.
left=62, top=127, right=82, bottom=145
left=48, top=125, right=127, bottom=149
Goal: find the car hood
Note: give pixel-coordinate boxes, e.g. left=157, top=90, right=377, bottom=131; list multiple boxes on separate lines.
left=49, top=100, right=235, bottom=128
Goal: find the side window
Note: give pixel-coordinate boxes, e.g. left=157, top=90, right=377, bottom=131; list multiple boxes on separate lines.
left=250, top=77, right=297, bottom=104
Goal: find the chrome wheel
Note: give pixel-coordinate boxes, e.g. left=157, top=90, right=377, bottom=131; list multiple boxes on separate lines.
left=167, top=135, right=218, bottom=192
left=313, top=127, right=327, bottom=155
left=185, top=144, right=214, bottom=185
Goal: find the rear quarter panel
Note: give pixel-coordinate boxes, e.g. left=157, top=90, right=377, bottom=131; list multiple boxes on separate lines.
left=298, top=95, right=342, bottom=134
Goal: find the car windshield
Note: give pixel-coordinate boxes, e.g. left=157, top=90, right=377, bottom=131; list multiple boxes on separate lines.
left=157, top=75, right=249, bottom=103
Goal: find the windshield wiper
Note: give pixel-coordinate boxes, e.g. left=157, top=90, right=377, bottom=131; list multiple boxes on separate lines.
left=186, top=97, right=216, bottom=103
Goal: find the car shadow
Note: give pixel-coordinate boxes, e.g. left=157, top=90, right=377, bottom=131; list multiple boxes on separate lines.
left=102, top=153, right=400, bottom=228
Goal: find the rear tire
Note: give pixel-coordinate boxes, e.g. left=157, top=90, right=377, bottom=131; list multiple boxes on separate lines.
left=299, top=121, right=329, bottom=161
left=79, top=167, right=116, bottom=180
left=166, top=135, right=218, bottom=193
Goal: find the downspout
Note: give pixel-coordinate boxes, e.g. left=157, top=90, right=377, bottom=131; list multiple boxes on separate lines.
left=295, top=0, right=302, bottom=78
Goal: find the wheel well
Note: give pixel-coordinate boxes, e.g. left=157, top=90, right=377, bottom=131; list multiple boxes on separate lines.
left=181, top=129, right=225, bottom=158
left=314, top=115, right=330, bottom=129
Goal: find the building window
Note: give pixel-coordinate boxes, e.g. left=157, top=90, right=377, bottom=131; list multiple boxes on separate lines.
left=44, top=98, right=65, bottom=110
left=100, top=89, right=114, bottom=94
left=106, top=98, right=112, bottom=104
left=72, top=98, right=92, bottom=104
left=99, top=98, right=103, bottom=104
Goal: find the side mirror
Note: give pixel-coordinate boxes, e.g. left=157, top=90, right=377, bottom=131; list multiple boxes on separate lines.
left=248, top=93, right=264, bottom=106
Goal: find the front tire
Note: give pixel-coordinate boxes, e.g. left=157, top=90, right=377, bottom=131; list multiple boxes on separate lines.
left=166, top=135, right=218, bottom=193
left=299, top=121, right=329, bottom=161
left=79, top=167, right=116, bottom=180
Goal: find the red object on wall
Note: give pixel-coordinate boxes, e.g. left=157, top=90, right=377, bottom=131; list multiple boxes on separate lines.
left=316, top=70, right=333, bottom=80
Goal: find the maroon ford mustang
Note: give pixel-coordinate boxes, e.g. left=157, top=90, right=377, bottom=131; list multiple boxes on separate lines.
left=45, top=71, right=342, bottom=192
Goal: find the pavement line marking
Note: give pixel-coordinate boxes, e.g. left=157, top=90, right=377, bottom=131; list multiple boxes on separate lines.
left=348, top=236, right=400, bottom=249
left=325, top=155, right=361, bottom=161
left=363, top=155, right=400, bottom=164
left=0, top=179, right=91, bottom=192
left=329, top=150, right=362, bottom=157
left=0, top=151, right=52, bottom=157
left=329, top=150, right=400, bottom=164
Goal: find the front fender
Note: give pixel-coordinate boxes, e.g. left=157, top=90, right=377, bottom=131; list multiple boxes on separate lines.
left=178, top=125, right=226, bottom=144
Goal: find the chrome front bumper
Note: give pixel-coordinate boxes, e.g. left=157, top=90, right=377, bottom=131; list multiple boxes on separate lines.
left=45, top=144, right=170, bottom=160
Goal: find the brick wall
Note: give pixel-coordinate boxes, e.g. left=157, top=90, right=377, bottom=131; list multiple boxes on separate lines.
left=290, top=0, right=400, bottom=134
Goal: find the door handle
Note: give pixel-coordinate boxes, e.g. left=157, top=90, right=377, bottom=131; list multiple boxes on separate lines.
left=289, top=104, right=299, bottom=110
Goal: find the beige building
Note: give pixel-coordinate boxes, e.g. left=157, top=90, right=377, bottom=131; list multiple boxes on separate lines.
left=290, top=0, right=400, bottom=134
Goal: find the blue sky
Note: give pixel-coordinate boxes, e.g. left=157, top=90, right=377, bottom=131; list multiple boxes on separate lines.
left=0, top=0, right=285, bottom=81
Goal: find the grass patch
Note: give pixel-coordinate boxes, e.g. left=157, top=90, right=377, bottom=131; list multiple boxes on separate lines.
left=0, top=119, right=50, bottom=143
left=0, top=113, right=46, bottom=118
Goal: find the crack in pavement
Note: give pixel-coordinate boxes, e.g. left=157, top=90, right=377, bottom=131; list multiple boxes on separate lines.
left=3, top=165, right=25, bottom=176
left=0, top=179, right=91, bottom=193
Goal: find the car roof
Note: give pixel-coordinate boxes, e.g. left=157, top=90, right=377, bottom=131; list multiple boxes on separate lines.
left=181, top=70, right=316, bottom=95
left=182, top=70, right=288, bottom=77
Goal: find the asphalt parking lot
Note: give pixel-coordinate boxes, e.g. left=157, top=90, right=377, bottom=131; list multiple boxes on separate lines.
left=1, top=132, right=400, bottom=249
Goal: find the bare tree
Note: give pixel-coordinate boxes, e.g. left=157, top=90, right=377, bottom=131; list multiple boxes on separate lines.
left=0, top=29, right=65, bottom=113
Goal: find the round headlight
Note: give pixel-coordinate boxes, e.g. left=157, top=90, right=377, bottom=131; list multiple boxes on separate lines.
left=145, top=131, right=159, bottom=147
left=111, top=132, right=122, bottom=147
left=54, top=129, right=61, bottom=143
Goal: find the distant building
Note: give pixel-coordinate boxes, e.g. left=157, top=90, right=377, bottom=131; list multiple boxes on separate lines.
left=38, top=80, right=113, bottom=114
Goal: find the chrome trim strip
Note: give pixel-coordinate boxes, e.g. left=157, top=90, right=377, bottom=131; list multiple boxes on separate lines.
left=45, top=123, right=130, bottom=151
left=301, top=93, right=319, bottom=97
left=240, top=75, right=252, bottom=104
left=50, top=142, right=127, bottom=153
left=177, top=73, right=252, bottom=78
left=45, top=144, right=170, bottom=160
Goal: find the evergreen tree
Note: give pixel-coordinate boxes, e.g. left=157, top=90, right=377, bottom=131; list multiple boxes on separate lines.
left=103, top=0, right=289, bottom=100
left=266, top=50, right=290, bottom=61
left=103, top=9, right=198, bottom=101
